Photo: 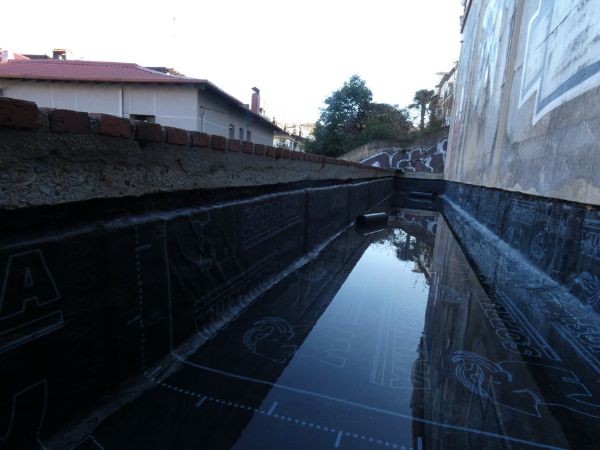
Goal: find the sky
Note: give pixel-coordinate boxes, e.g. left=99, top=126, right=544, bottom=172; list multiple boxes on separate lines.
left=2, top=0, right=464, bottom=124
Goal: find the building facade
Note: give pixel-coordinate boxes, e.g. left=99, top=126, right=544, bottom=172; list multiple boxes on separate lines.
left=272, top=120, right=315, bottom=151
left=434, top=64, right=457, bottom=127
left=0, top=59, right=279, bottom=145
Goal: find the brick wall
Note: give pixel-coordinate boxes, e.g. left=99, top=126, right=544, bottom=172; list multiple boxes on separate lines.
left=0, top=98, right=394, bottom=209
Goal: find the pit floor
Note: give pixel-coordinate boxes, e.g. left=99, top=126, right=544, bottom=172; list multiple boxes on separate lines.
left=75, top=209, right=598, bottom=450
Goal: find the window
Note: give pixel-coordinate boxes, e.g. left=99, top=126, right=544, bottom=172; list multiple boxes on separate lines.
left=53, top=49, right=67, bottom=60
left=239, top=127, right=244, bottom=141
left=228, top=125, right=235, bottom=139
left=246, top=130, right=252, bottom=142
left=130, top=114, right=155, bottom=123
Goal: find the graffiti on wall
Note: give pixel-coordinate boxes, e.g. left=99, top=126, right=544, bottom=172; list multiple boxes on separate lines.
left=359, top=139, right=447, bottom=173
left=520, top=0, right=600, bottom=123
left=475, top=0, right=506, bottom=106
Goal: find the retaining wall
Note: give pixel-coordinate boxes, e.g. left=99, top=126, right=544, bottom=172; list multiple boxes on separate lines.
left=448, top=0, right=600, bottom=206
left=0, top=97, right=391, bottom=210
left=339, top=128, right=448, bottom=176
left=444, top=181, right=600, bottom=302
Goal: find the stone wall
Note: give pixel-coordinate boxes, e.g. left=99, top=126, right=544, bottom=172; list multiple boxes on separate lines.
left=447, top=0, right=600, bottom=206
left=0, top=97, right=391, bottom=209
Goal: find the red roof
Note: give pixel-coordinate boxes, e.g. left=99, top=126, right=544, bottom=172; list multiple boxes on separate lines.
left=0, top=59, right=282, bottom=131
left=0, top=59, right=205, bottom=84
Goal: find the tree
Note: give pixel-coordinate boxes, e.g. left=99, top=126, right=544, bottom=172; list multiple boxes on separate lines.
left=356, top=103, right=412, bottom=145
left=427, top=94, right=444, bottom=130
left=321, top=74, right=372, bottom=134
left=307, top=76, right=416, bottom=156
left=306, top=75, right=373, bottom=157
left=409, top=89, right=435, bottom=131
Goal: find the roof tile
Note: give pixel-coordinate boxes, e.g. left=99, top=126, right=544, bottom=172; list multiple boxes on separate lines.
left=0, top=59, right=204, bottom=84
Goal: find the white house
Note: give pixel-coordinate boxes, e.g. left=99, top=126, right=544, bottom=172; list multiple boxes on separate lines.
left=272, top=121, right=315, bottom=151
left=0, top=58, right=279, bottom=145
left=434, top=63, right=457, bottom=127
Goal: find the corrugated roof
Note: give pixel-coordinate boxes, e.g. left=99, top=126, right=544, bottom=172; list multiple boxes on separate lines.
left=0, top=59, right=282, bottom=131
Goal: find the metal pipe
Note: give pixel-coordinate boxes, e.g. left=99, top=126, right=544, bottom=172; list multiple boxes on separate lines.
left=356, top=212, right=388, bottom=227
left=119, top=88, right=123, bottom=117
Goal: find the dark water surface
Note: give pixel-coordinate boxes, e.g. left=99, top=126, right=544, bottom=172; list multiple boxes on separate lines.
left=79, top=209, right=598, bottom=450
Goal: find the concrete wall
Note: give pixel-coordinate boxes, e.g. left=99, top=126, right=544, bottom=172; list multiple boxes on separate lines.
left=359, top=137, right=447, bottom=174
left=340, top=129, right=448, bottom=176
left=341, top=129, right=449, bottom=164
left=0, top=80, right=274, bottom=145
left=0, top=97, right=392, bottom=209
left=447, top=0, right=600, bottom=206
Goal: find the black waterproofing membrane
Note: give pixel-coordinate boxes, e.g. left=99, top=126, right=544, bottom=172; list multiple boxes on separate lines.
left=3, top=177, right=600, bottom=449
left=0, top=179, right=392, bottom=449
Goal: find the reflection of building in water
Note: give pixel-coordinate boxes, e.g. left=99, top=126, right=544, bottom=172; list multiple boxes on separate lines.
left=433, top=63, right=457, bottom=126
left=414, top=216, right=599, bottom=449
left=387, top=210, right=438, bottom=284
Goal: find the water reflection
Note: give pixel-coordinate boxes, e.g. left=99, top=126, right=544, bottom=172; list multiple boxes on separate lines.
left=76, top=207, right=600, bottom=450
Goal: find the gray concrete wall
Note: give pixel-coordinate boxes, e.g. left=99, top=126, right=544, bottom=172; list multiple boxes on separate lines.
left=0, top=97, right=392, bottom=209
left=339, top=140, right=405, bottom=164
left=339, top=128, right=448, bottom=175
left=447, top=0, right=600, bottom=205
left=341, top=128, right=449, bottom=164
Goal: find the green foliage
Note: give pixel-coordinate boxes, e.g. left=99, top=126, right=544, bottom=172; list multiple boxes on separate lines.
left=427, top=94, right=445, bottom=131
left=367, top=102, right=411, bottom=135
left=321, top=74, right=372, bottom=134
left=307, top=122, right=354, bottom=156
left=305, top=77, right=444, bottom=156
left=306, top=76, right=412, bottom=156
left=356, top=103, right=412, bottom=146
left=409, top=89, right=435, bottom=131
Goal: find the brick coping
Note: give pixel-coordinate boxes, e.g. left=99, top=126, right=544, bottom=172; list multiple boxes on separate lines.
left=0, top=97, right=393, bottom=174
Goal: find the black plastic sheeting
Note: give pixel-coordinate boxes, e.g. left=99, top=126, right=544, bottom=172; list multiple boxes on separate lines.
left=438, top=186, right=600, bottom=449
left=444, top=181, right=600, bottom=294
left=66, top=197, right=600, bottom=450
left=66, top=214, right=434, bottom=450
left=0, top=178, right=393, bottom=448
left=355, top=213, right=388, bottom=227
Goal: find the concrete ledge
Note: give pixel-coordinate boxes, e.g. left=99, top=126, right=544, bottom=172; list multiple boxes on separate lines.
left=399, top=172, right=444, bottom=180
left=0, top=97, right=394, bottom=209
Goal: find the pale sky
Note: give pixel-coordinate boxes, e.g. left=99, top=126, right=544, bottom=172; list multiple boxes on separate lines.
left=2, top=0, right=463, bottom=124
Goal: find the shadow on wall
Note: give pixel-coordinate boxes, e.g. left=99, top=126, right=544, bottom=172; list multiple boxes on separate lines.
left=359, top=138, right=448, bottom=173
